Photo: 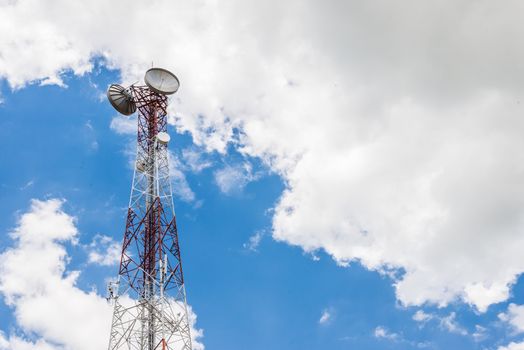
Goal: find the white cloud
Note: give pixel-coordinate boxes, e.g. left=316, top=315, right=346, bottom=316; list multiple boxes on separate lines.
left=0, top=199, right=112, bottom=350
left=188, top=305, right=205, bottom=350
left=214, top=163, right=259, bottom=195
left=413, top=310, right=433, bottom=323
left=374, top=325, right=434, bottom=348
left=500, top=304, right=524, bottom=333
left=472, top=325, right=488, bottom=342
left=0, top=332, right=60, bottom=350
left=110, top=114, right=137, bottom=135
left=2, top=0, right=524, bottom=311
left=0, top=333, right=7, bottom=350
left=86, top=234, right=120, bottom=266
left=243, top=230, right=264, bottom=252
left=19, top=180, right=34, bottom=191
left=374, top=326, right=399, bottom=341
left=499, top=342, right=524, bottom=350
left=439, top=312, right=467, bottom=336
left=319, top=309, right=332, bottom=325
left=182, top=147, right=213, bottom=173
left=413, top=310, right=474, bottom=339
left=0, top=199, right=204, bottom=350
left=169, top=151, right=196, bottom=202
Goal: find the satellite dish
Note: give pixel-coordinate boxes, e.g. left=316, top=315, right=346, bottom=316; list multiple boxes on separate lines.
left=144, top=68, right=180, bottom=95
left=156, top=132, right=171, bottom=144
left=107, top=84, right=136, bottom=116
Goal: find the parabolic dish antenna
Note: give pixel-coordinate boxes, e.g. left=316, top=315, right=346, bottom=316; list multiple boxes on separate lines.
left=156, top=131, right=171, bottom=144
left=144, top=68, right=180, bottom=95
left=107, top=84, right=136, bottom=116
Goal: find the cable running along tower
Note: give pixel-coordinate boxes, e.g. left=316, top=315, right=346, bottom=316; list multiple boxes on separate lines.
left=106, top=68, right=193, bottom=350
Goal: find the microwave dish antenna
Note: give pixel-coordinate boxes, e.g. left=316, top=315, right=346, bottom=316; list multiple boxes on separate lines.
left=107, top=84, right=136, bottom=115
left=144, top=68, right=180, bottom=95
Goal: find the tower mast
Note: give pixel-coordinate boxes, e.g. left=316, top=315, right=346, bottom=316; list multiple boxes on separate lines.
left=106, top=68, right=192, bottom=350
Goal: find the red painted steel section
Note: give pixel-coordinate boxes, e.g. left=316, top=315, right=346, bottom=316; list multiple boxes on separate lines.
left=116, top=87, right=185, bottom=300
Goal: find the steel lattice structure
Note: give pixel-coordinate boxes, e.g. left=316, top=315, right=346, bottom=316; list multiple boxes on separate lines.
left=107, top=82, right=192, bottom=350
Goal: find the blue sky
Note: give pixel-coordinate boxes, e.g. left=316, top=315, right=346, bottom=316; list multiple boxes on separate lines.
left=0, top=64, right=523, bottom=350
left=2, top=2, right=524, bottom=350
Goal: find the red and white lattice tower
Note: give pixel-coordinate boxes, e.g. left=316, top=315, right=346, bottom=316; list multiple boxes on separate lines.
left=106, top=68, right=192, bottom=350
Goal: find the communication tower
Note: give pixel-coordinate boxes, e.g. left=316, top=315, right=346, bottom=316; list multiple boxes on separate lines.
left=106, top=68, right=193, bottom=350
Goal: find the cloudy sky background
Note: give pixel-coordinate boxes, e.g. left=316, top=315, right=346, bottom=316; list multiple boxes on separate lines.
left=1, top=0, right=524, bottom=349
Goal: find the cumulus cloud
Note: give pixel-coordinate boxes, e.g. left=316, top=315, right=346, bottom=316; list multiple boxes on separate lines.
left=499, top=342, right=524, bottom=350
left=110, top=114, right=137, bottom=135
left=0, top=199, right=204, bottom=350
left=2, top=0, right=524, bottom=311
left=86, top=234, right=121, bottom=266
left=0, top=199, right=112, bottom=350
left=0, top=332, right=59, bottom=350
left=500, top=304, right=524, bottom=333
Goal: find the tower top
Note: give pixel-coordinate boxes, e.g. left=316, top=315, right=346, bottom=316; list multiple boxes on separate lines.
left=107, top=67, right=180, bottom=116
